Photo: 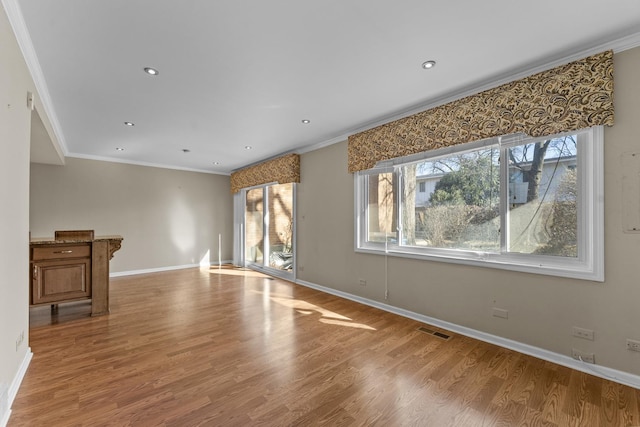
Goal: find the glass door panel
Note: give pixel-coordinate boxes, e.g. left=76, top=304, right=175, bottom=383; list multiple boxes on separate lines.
left=243, top=183, right=295, bottom=277
left=245, top=188, right=264, bottom=264
left=267, top=183, right=294, bottom=271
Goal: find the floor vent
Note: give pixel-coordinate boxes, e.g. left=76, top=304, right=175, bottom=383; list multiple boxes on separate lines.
left=417, top=326, right=451, bottom=340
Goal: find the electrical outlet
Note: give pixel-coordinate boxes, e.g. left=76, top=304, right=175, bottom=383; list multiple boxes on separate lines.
left=572, top=348, right=595, bottom=364
left=492, top=308, right=508, bottom=319
left=626, top=339, right=640, bottom=352
left=358, top=279, right=367, bottom=286
left=573, top=327, right=594, bottom=341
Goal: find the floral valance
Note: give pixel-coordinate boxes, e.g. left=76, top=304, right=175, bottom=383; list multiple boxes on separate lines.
left=230, top=153, right=300, bottom=193
left=348, top=50, right=614, bottom=173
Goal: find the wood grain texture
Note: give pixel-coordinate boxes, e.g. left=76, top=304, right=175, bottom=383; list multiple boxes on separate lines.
left=90, top=240, right=109, bottom=316
left=54, top=230, right=95, bottom=240
left=10, top=267, right=640, bottom=426
left=30, top=237, right=122, bottom=316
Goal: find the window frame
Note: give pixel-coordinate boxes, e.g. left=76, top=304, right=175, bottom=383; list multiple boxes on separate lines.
left=240, top=181, right=297, bottom=281
left=354, top=126, right=604, bottom=281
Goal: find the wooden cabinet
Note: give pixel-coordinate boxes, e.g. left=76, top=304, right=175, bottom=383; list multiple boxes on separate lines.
left=31, top=243, right=92, bottom=305
left=30, top=233, right=123, bottom=316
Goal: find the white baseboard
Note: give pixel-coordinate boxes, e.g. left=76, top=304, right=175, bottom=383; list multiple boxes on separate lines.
left=8, top=349, right=32, bottom=407
left=110, top=261, right=233, bottom=278
left=296, top=279, right=640, bottom=390
left=1, top=348, right=33, bottom=427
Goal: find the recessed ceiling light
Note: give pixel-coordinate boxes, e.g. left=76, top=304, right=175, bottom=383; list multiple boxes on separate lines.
left=245, top=146, right=252, bottom=150
left=116, top=147, right=125, bottom=151
left=302, top=119, right=311, bottom=124
left=124, top=121, right=135, bottom=126
left=144, top=67, right=159, bottom=76
left=421, top=60, right=436, bottom=69
left=213, top=161, right=220, bottom=165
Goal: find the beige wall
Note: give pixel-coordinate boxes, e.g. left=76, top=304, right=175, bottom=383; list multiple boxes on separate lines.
left=4, top=0, right=640, bottom=408
left=0, top=4, right=35, bottom=418
left=297, top=46, right=640, bottom=376
left=30, top=159, right=233, bottom=273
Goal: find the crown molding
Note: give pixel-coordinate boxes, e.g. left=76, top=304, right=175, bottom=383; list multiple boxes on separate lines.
left=609, top=31, right=640, bottom=53
left=5, top=0, right=639, bottom=168
left=2, top=0, right=69, bottom=156
left=300, top=30, right=640, bottom=156
left=64, top=152, right=230, bottom=176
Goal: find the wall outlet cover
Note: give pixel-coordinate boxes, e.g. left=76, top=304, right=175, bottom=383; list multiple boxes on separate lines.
left=572, top=348, right=595, bottom=364
left=573, top=327, right=594, bottom=341
left=492, top=308, right=508, bottom=319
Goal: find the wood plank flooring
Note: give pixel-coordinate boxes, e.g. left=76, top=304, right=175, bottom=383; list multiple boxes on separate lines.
left=9, top=267, right=640, bottom=426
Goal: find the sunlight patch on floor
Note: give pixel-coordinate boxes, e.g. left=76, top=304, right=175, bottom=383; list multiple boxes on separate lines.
left=319, top=318, right=376, bottom=330
left=207, top=266, right=271, bottom=278
left=251, top=290, right=377, bottom=331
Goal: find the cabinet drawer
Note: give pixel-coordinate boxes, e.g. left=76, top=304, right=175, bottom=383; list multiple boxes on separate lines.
left=32, top=244, right=91, bottom=261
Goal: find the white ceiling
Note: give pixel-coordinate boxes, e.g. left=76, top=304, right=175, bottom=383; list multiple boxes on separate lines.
left=10, top=0, right=640, bottom=174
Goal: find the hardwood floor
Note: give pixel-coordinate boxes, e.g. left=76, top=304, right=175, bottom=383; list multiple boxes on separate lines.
left=9, top=267, right=640, bottom=426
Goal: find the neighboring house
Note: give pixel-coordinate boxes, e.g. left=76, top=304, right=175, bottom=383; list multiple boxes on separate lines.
left=415, top=155, right=577, bottom=207
left=507, top=156, right=576, bottom=205
left=415, top=172, right=444, bottom=207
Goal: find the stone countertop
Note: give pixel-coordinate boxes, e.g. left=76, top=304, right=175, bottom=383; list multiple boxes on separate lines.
left=30, top=235, right=124, bottom=245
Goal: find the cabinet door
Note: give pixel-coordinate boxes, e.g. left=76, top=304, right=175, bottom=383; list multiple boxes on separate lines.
left=32, top=258, right=92, bottom=304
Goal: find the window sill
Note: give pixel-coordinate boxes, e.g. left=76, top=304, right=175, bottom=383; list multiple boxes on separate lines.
left=354, top=246, right=604, bottom=282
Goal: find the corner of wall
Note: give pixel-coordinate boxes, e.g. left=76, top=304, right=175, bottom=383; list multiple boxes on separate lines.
left=0, top=348, right=32, bottom=427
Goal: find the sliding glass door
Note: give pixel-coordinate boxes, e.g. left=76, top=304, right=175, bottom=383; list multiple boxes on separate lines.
left=245, top=187, right=264, bottom=265
left=244, top=182, right=295, bottom=278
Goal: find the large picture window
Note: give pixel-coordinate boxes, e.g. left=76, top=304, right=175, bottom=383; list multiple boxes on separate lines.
left=355, top=127, right=604, bottom=281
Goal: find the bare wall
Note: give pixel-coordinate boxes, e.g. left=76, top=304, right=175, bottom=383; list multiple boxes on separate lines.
left=30, top=158, right=233, bottom=273
left=297, top=46, right=640, bottom=376
left=0, top=3, right=37, bottom=421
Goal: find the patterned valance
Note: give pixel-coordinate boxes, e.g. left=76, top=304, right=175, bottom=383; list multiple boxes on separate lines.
left=230, top=153, right=300, bottom=193
left=348, top=50, right=614, bottom=172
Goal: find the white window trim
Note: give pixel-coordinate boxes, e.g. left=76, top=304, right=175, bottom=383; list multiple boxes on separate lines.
left=354, top=126, right=604, bottom=282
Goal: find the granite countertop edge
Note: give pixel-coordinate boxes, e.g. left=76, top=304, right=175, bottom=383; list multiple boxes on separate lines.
left=30, top=235, right=124, bottom=245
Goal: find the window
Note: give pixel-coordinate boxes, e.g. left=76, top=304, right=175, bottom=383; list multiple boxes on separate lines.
left=244, top=182, right=295, bottom=277
left=355, top=127, right=603, bottom=281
